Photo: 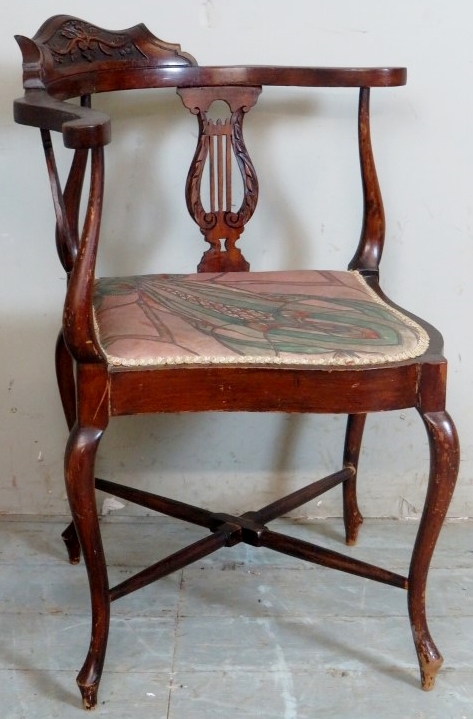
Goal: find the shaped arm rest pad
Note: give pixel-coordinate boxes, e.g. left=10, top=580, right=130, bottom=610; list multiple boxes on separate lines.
left=13, top=92, right=111, bottom=148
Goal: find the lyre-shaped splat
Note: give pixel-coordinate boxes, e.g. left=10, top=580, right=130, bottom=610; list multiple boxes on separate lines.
left=178, top=86, right=261, bottom=272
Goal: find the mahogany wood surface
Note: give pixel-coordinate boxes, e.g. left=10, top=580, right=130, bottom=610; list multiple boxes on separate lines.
left=14, top=15, right=459, bottom=710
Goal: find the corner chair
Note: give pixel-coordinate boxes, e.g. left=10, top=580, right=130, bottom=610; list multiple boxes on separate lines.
left=14, top=15, right=459, bottom=709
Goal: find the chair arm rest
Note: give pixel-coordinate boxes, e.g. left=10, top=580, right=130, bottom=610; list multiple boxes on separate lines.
left=13, top=90, right=111, bottom=149
left=171, top=65, right=406, bottom=89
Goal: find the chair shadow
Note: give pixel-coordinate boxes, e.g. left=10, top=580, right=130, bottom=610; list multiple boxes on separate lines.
left=181, top=559, right=420, bottom=691
left=2, top=645, right=83, bottom=711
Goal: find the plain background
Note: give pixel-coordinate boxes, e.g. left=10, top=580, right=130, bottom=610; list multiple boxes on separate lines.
left=0, top=0, right=471, bottom=520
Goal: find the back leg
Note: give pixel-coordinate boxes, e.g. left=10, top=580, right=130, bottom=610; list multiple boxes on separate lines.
left=61, top=520, right=81, bottom=565
left=342, top=413, right=366, bottom=545
left=56, top=330, right=81, bottom=564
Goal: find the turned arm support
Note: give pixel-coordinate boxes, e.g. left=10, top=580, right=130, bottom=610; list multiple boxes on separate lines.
left=61, top=145, right=105, bottom=363
left=36, top=120, right=105, bottom=363
left=39, top=126, right=105, bottom=362
left=348, top=86, right=386, bottom=276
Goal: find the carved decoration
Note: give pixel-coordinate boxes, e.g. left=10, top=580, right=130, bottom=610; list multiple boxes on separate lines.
left=47, top=19, right=147, bottom=64
left=178, top=86, right=262, bottom=272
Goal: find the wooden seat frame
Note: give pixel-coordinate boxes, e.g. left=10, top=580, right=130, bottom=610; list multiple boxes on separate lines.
left=14, top=15, right=459, bottom=710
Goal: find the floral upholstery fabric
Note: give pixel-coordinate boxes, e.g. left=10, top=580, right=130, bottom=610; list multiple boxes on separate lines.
left=92, top=270, right=429, bottom=368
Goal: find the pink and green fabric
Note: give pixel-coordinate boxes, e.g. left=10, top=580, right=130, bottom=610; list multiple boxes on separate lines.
left=93, top=270, right=429, bottom=368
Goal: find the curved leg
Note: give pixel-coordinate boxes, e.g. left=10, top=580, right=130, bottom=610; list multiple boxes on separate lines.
left=55, top=329, right=76, bottom=429
left=56, top=330, right=82, bottom=564
left=409, top=410, right=459, bottom=690
left=65, top=424, right=109, bottom=709
left=342, top=413, right=366, bottom=545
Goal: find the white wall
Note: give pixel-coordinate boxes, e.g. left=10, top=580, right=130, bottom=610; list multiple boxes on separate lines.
left=1, top=0, right=472, bottom=519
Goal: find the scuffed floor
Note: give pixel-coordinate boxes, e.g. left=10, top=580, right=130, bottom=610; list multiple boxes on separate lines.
left=0, top=516, right=472, bottom=718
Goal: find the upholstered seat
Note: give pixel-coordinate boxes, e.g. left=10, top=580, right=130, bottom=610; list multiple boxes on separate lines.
left=94, top=270, right=428, bottom=368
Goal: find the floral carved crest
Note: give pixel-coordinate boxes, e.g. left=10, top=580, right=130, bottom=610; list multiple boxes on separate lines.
left=48, top=19, right=147, bottom=64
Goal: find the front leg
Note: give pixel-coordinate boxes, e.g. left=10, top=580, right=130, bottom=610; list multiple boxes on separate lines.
left=65, top=424, right=110, bottom=709
left=409, top=410, right=459, bottom=689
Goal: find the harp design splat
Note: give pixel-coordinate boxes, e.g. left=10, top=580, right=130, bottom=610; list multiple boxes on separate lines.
left=178, top=86, right=261, bottom=271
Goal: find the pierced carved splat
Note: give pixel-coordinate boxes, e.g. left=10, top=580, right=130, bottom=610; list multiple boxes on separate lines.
left=178, top=86, right=262, bottom=272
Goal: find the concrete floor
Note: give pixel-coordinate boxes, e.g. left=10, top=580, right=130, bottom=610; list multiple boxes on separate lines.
left=0, top=515, right=472, bottom=718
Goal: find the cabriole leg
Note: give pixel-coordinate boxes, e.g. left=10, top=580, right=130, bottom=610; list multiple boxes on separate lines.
left=342, top=413, right=366, bottom=545
left=409, top=410, right=459, bottom=690
left=65, top=424, right=109, bottom=709
left=56, top=330, right=81, bottom=564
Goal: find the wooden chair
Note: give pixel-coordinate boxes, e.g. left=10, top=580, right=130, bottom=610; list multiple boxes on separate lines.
left=14, top=15, right=459, bottom=710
